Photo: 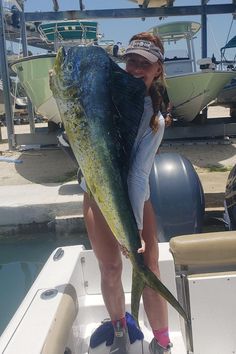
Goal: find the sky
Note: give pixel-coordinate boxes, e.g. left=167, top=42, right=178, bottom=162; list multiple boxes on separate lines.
left=4, top=0, right=236, bottom=62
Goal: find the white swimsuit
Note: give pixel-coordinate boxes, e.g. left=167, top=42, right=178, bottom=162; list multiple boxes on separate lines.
left=127, top=96, right=165, bottom=230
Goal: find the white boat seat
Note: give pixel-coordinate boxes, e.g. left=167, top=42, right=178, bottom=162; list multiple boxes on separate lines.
left=169, top=231, right=236, bottom=268
left=1, top=284, right=78, bottom=354
left=41, top=284, right=78, bottom=354
left=170, top=231, right=236, bottom=353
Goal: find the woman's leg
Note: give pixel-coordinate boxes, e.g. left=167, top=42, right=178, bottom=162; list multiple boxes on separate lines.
left=141, top=199, right=168, bottom=330
left=83, top=192, right=125, bottom=321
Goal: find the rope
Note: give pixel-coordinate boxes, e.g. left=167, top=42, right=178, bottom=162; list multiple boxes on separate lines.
left=221, top=17, right=234, bottom=60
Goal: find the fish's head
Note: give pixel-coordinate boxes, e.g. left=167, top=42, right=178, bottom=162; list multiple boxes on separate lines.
left=50, top=45, right=110, bottom=101
left=50, top=46, right=84, bottom=99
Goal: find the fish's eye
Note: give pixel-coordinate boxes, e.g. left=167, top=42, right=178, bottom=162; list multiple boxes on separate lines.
left=66, top=63, right=73, bottom=72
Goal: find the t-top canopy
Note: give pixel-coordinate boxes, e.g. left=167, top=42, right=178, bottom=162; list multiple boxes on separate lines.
left=38, top=20, right=98, bottom=43
left=149, top=21, right=201, bottom=42
left=221, top=36, right=236, bottom=51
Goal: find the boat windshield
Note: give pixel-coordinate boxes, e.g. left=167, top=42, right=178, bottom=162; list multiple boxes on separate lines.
left=165, top=49, right=189, bottom=61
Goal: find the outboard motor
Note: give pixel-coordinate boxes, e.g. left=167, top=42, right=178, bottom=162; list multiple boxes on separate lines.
left=225, top=164, right=236, bottom=230
left=150, top=152, right=205, bottom=242
left=197, top=57, right=216, bottom=71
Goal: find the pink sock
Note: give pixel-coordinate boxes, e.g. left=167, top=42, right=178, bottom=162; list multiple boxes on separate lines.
left=112, top=316, right=127, bottom=330
left=153, top=327, right=170, bottom=348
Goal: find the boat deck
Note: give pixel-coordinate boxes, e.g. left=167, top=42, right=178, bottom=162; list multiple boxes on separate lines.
left=1, top=234, right=236, bottom=353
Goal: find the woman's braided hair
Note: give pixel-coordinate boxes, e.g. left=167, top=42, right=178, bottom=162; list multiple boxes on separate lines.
left=129, top=32, right=165, bottom=132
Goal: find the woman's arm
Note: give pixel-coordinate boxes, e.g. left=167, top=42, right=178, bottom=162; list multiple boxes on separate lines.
left=127, top=115, right=165, bottom=246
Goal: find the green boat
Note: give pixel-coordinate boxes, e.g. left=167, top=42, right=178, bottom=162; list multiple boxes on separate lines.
left=38, top=20, right=98, bottom=48
left=11, top=20, right=98, bottom=124
left=11, top=53, right=59, bottom=123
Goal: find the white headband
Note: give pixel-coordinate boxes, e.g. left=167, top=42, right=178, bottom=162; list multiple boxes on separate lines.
left=125, top=40, right=164, bottom=63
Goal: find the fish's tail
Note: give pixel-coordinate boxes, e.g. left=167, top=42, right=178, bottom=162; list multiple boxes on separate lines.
left=131, top=265, right=188, bottom=325
left=131, top=268, right=146, bottom=328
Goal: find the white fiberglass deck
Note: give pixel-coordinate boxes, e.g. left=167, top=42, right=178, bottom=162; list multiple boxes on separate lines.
left=1, top=232, right=236, bottom=354
left=0, top=244, right=186, bottom=354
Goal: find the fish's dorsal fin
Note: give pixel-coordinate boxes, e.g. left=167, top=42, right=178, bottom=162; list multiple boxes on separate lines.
left=110, top=60, right=146, bottom=169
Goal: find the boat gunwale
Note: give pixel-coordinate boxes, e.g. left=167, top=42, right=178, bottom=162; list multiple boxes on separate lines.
left=10, top=53, right=57, bottom=72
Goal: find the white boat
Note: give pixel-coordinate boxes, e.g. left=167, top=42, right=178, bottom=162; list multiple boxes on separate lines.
left=150, top=21, right=236, bottom=122
left=165, top=70, right=235, bottom=122
left=10, top=54, right=60, bottom=123
left=0, top=230, right=236, bottom=353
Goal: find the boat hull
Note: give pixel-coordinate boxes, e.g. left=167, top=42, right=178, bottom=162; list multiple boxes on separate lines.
left=11, top=55, right=236, bottom=124
left=11, top=54, right=61, bottom=124
left=216, top=77, right=236, bottom=108
left=166, top=71, right=236, bottom=122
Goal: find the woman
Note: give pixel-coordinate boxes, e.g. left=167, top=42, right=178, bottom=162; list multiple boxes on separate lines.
left=84, top=32, right=172, bottom=354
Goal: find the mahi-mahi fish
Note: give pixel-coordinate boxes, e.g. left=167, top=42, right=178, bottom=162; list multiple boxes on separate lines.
left=50, top=45, right=188, bottom=323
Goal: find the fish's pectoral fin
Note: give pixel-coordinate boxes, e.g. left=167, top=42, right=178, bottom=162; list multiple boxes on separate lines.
left=131, top=268, right=145, bottom=326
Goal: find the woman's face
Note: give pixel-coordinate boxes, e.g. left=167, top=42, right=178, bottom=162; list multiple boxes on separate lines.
left=125, top=53, right=162, bottom=91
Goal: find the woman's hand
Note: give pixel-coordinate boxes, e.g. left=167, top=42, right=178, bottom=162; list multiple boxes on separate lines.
left=120, top=230, right=146, bottom=257
left=165, top=113, right=173, bottom=127
left=137, top=231, right=145, bottom=253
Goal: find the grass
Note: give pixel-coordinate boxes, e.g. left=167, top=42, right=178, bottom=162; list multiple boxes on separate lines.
left=206, top=165, right=233, bottom=172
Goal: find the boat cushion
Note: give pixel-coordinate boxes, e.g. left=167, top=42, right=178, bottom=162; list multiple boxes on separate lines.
left=169, top=231, right=236, bottom=267
left=41, top=284, right=78, bottom=354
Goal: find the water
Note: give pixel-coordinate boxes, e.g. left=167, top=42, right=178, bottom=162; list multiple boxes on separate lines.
left=0, top=230, right=91, bottom=336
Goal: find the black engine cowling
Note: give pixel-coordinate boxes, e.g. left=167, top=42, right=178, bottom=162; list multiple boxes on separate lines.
left=150, top=152, right=205, bottom=242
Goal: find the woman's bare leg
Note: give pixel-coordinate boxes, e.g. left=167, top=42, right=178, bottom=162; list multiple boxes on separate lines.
left=83, top=192, right=125, bottom=321
left=141, top=199, right=168, bottom=330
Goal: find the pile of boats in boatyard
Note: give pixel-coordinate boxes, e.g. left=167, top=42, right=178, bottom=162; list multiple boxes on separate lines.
left=1, top=230, right=236, bottom=354
left=11, top=20, right=236, bottom=126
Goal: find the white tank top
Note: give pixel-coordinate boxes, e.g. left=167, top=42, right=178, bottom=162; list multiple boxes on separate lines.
left=127, top=96, right=165, bottom=230
left=80, top=96, right=165, bottom=231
